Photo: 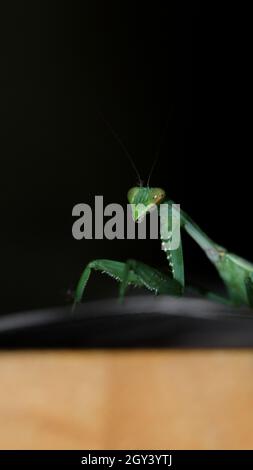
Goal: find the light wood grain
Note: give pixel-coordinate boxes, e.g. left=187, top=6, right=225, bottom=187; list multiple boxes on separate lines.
left=1, top=350, right=253, bottom=449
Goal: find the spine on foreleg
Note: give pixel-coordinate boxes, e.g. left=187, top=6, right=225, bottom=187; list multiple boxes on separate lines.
left=160, top=202, right=185, bottom=289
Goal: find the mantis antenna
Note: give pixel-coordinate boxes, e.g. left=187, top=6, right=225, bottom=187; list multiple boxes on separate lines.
left=99, top=112, right=142, bottom=186
left=147, top=116, right=170, bottom=187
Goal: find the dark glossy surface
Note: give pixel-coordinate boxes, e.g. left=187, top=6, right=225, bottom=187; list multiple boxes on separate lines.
left=1, top=296, right=253, bottom=348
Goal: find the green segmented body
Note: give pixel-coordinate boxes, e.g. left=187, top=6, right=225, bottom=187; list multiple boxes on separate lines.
left=74, top=187, right=253, bottom=309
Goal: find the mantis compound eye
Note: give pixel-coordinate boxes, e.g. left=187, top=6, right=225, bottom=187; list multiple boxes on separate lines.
left=152, top=189, right=166, bottom=204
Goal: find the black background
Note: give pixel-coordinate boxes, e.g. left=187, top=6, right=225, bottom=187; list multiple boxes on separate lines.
left=0, top=4, right=251, bottom=314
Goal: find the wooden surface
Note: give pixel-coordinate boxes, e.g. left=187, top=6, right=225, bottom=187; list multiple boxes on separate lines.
left=1, top=350, right=253, bottom=449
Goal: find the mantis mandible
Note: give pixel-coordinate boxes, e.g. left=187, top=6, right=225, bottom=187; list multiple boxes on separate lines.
left=74, top=120, right=253, bottom=309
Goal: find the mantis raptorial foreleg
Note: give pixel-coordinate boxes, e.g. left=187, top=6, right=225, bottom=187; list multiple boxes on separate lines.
left=119, top=259, right=182, bottom=300
left=74, top=258, right=182, bottom=307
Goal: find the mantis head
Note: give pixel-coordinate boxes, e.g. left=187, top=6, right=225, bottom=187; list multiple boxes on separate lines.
left=127, top=187, right=166, bottom=221
left=99, top=114, right=168, bottom=221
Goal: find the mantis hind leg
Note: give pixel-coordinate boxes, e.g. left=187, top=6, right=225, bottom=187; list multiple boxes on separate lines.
left=74, top=258, right=182, bottom=307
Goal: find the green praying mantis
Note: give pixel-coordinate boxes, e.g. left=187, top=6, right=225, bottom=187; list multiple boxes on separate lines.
left=73, top=120, right=253, bottom=310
